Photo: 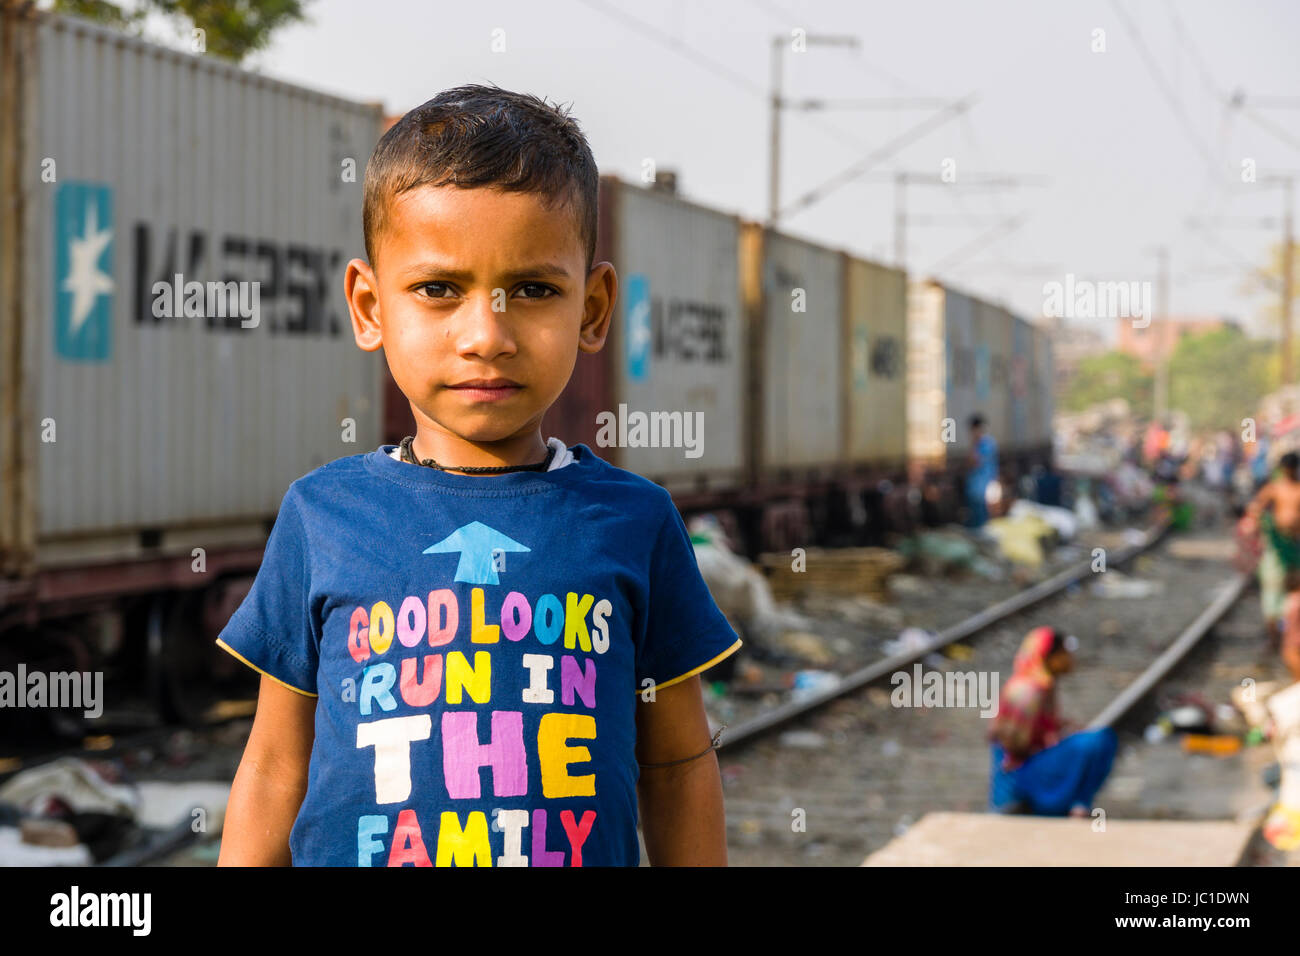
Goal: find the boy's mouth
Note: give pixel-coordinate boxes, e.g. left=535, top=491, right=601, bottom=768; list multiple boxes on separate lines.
left=446, top=377, right=523, bottom=402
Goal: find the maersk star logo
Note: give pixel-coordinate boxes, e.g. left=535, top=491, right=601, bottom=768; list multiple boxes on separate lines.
left=54, top=182, right=114, bottom=361
left=423, top=522, right=530, bottom=585
left=624, top=273, right=651, bottom=383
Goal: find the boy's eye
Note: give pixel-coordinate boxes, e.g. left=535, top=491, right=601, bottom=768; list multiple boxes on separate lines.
left=417, top=282, right=455, bottom=299
left=517, top=283, right=557, bottom=299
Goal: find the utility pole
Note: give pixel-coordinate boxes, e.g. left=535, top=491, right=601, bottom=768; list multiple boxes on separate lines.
left=765, top=34, right=978, bottom=226
left=893, top=172, right=906, bottom=266
left=767, top=33, right=859, bottom=225
left=767, top=37, right=783, bottom=225
left=1153, top=247, right=1170, bottom=422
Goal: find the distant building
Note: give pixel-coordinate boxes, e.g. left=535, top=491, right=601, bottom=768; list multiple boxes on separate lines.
left=1116, top=315, right=1236, bottom=368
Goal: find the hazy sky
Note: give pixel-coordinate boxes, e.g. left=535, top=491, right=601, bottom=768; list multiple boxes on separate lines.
left=138, top=0, right=1300, bottom=338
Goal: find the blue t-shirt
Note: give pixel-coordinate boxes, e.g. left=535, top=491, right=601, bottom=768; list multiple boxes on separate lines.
left=216, top=443, right=741, bottom=867
left=968, top=433, right=999, bottom=490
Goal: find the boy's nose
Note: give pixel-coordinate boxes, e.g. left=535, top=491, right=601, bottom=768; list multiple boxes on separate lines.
left=454, top=292, right=516, bottom=360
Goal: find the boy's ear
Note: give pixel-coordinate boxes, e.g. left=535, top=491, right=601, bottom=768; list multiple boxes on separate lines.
left=346, top=258, right=383, bottom=352
left=579, top=261, right=617, bottom=354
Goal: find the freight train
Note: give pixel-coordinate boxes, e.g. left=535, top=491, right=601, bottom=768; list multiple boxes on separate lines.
left=0, top=7, right=1052, bottom=726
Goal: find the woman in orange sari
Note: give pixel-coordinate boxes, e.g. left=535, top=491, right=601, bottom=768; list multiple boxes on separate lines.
left=989, top=627, right=1117, bottom=816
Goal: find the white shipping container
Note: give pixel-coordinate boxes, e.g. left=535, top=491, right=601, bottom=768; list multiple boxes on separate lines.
left=745, top=226, right=844, bottom=472
left=1, top=10, right=384, bottom=573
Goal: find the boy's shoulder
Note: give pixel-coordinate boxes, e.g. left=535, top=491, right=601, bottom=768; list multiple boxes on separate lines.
left=281, top=448, right=373, bottom=501
left=573, top=444, right=674, bottom=495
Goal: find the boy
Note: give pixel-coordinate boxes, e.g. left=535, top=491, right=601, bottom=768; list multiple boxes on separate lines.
left=216, top=85, right=741, bottom=867
left=1241, top=451, right=1300, bottom=677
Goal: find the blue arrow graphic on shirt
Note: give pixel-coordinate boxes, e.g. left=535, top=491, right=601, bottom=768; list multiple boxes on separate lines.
left=423, top=522, right=530, bottom=585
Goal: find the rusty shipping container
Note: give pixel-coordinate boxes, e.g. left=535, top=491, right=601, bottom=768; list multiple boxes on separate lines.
left=0, top=8, right=385, bottom=577
left=542, top=175, right=746, bottom=493
left=740, top=224, right=845, bottom=475
left=842, top=254, right=908, bottom=469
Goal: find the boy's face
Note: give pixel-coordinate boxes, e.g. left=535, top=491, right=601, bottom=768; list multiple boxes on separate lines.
left=347, top=184, right=614, bottom=450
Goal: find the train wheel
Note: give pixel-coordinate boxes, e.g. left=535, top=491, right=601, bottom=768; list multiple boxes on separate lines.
left=146, top=590, right=224, bottom=725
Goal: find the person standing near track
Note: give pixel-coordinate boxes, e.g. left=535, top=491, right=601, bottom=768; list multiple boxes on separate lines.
left=965, top=413, right=998, bottom=529
left=1240, top=451, right=1300, bottom=678
left=988, top=627, right=1118, bottom=817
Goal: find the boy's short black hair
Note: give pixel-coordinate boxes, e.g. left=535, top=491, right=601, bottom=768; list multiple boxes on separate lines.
left=1282, top=451, right=1299, bottom=473
left=969, top=413, right=985, bottom=430
left=363, top=84, right=599, bottom=271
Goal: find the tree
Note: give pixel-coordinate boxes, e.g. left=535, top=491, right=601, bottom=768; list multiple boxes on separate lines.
left=51, top=0, right=310, bottom=64
left=1241, top=238, right=1300, bottom=338
left=1167, top=325, right=1274, bottom=431
left=1063, top=351, right=1153, bottom=417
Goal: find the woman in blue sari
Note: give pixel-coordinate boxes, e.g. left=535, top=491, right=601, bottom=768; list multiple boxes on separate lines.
left=989, top=627, right=1117, bottom=817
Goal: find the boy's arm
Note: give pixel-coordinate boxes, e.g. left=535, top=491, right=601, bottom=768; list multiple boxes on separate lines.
left=1243, top=483, right=1274, bottom=531
left=218, top=675, right=316, bottom=866
left=634, top=675, right=727, bottom=866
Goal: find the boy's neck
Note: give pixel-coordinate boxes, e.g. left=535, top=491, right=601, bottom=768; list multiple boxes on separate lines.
left=408, top=422, right=550, bottom=474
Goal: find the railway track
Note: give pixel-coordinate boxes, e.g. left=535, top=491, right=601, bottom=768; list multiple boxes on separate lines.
left=717, top=521, right=1170, bottom=751
left=717, top=522, right=1270, bottom=866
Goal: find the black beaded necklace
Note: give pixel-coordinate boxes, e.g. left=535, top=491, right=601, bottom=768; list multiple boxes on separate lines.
left=398, top=435, right=556, bottom=474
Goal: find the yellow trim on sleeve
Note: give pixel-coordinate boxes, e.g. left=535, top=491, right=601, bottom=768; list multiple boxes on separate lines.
left=635, top=638, right=743, bottom=697
left=216, top=638, right=319, bottom=698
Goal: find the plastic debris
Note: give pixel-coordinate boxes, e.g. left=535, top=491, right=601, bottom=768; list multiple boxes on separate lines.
left=778, top=730, right=827, bottom=749
left=1167, top=704, right=1212, bottom=733
left=1122, top=527, right=1148, bottom=547
left=0, top=757, right=139, bottom=819
left=897, top=531, right=979, bottom=576
left=884, top=627, right=934, bottom=657
left=689, top=515, right=809, bottom=645
left=133, top=781, right=230, bottom=831
left=1180, top=734, right=1241, bottom=757
left=1144, top=722, right=1170, bottom=744
left=790, top=670, right=840, bottom=701
left=983, top=513, right=1056, bottom=567
left=1074, top=488, right=1100, bottom=530
left=1091, top=570, right=1165, bottom=599
left=776, top=631, right=834, bottom=667
left=1008, top=499, right=1079, bottom=541
left=18, top=818, right=79, bottom=847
